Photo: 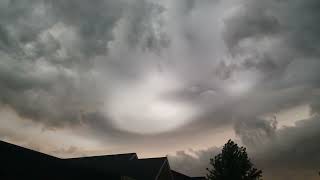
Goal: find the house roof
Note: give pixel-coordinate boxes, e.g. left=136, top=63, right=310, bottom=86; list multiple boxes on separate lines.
left=171, top=170, right=193, bottom=180
left=192, top=177, right=207, bottom=180
left=128, top=157, right=168, bottom=180
left=0, top=140, right=124, bottom=179
left=171, top=170, right=206, bottom=180
left=0, top=140, right=201, bottom=180
left=0, top=140, right=58, bottom=160
left=1, top=140, right=122, bottom=179
left=67, top=152, right=138, bottom=161
left=66, top=155, right=168, bottom=180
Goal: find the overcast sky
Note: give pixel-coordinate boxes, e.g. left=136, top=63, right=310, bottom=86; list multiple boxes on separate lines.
left=1, top=0, right=320, bottom=179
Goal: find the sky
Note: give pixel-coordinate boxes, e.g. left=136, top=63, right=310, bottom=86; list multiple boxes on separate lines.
left=0, top=0, right=320, bottom=179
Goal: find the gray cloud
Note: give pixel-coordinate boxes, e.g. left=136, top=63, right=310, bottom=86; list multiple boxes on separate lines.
left=168, top=147, right=221, bottom=177
left=234, top=116, right=277, bottom=148
left=1, top=0, right=320, bottom=178
left=235, top=110, right=320, bottom=179
left=170, top=105, right=320, bottom=180
left=223, top=4, right=280, bottom=52
left=0, top=0, right=168, bottom=129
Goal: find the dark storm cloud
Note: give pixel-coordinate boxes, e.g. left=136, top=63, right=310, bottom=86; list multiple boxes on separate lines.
left=223, top=5, right=280, bottom=52
left=170, top=103, right=320, bottom=180
left=234, top=108, right=320, bottom=179
left=1, top=0, right=319, bottom=138
left=168, top=0, right=320, bottom=179
left=125, top=0, right=320, bottom=138
left=168, top=147, right=221, bottom=177
left=1, top=1, right=320, bottom=178
left=226, top=1, right=319, bottom=45
left=169, top=117, right=320, bottom=180
left=224, top=0, right=320, bottom=61
left=0, top=0, right=99, bottom=126
left=220, top=0, right=320, bottom=90
left=234, top=117, right=277, bottom=148
left=192, top=0, right=320, bottom=124
left=217, top=2, right=320, bottom=178
left=48, top=0, right=167, bottom=57
left=169, top=119, right=320, bottom=180
left=0, top=0, right=167, bottom=130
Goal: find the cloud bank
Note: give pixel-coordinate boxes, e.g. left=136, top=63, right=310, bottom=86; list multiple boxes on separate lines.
left=0, top=0, right=320, bottom=179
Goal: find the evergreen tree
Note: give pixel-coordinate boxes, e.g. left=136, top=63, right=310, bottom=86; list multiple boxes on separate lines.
left=207, top=140, right=262, bottom=180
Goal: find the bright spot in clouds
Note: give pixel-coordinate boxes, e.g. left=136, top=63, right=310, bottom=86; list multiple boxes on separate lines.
left=104, top=72, right=197, bottom=134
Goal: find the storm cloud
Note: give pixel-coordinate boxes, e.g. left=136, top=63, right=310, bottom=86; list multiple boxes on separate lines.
left=169, top=105, right=320, bottom=180
left=1, top=0, right=320, bottom=179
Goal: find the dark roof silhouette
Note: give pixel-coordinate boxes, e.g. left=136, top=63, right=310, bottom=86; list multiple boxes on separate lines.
left=66, top=155, right=169, bottom=179
left=0, top=140, right=122, bottom=179
left=172, top=170, right=194, bottom=180
left=191, top=177, right=206, bottom=180
left=0, top=139, right=57, bottom=159
left=67, top=152, right=138, bottom=161
left=171, top=170, right=206, bottom=180
left=0, top=140, right=205, bottom=180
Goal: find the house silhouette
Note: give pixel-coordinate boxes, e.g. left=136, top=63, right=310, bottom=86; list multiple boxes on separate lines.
left=0, top=140, right=205, bottom=180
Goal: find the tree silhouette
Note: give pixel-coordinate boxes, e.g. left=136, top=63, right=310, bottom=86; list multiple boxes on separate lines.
left=206, top=140, right=262, bottom=180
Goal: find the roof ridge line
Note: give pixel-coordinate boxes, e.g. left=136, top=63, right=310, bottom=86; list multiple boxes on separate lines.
left=154, top=158, right=168, bottom=180
left=0, top=140, right=61, bottom=159
left=138, top=156, right=167, bottom=160
left=64, top=153, right=137, bottom=160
